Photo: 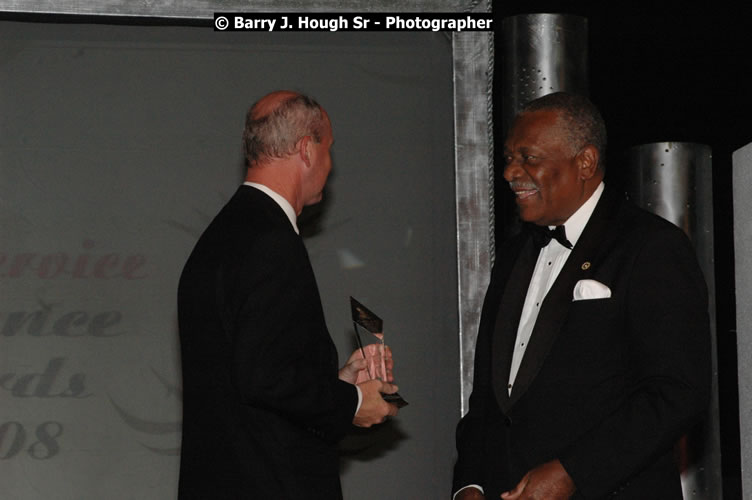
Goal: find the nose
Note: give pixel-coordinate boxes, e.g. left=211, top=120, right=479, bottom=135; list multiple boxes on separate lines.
left=503, top=157, right=523, bottom=182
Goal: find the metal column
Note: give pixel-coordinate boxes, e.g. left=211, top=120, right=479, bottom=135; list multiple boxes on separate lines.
left=500, top=14, right=589, bottom=138
left=626, top=142, right=722, bottom=499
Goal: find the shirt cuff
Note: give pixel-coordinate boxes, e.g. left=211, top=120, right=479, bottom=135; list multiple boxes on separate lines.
left=355, top=385, right=363, bottom=415
left=453, top=484, right=484, bottom=499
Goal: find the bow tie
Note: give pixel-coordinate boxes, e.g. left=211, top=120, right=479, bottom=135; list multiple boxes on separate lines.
left=528, top=224, right=573, bottom=249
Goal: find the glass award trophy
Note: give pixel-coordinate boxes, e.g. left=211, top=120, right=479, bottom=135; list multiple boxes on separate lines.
left=350, top=296, right=408, bottom=408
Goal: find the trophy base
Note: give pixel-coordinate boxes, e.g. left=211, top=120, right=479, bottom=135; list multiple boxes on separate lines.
left=382, top=392, right=409, bottom=408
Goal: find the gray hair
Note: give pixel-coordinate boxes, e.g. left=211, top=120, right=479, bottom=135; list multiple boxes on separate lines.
left=521, top=92, right=607, bottom=168
left=242, top=93, right=326, bottom=166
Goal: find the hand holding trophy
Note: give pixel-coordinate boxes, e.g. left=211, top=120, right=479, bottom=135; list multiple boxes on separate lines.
left=350, top=297, right=408, bottom=408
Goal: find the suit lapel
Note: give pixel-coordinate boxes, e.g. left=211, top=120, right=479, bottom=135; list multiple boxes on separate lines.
left=492, top=237, right=538, bottom=412
left=505, top=187, right=623, bottom=408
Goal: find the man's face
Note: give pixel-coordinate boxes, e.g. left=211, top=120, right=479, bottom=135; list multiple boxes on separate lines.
left=304, top=110, right=334, bottom=206
left=503, top=110, right=586, bottom=226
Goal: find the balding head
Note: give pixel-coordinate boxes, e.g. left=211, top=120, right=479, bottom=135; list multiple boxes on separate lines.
left=242, top=91, right=327, bottom=167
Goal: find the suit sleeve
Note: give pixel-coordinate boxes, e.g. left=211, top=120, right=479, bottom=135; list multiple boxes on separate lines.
left=453, top=264, right=503, bottom=494
left=559, top=226, right=711, bottom=497
left=224, top=229, right=357, bottom=443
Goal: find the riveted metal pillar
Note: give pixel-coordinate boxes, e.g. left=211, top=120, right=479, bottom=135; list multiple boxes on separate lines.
left=626, top=142, right=722, bottom=499
left=500, top=13, right=589, bottom=138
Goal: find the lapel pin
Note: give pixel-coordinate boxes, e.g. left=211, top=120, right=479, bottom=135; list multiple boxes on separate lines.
left=581, top=261, right=591, bottom=270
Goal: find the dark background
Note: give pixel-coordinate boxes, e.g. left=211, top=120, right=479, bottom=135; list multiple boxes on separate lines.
left=493, top=3, right=747, bottom=497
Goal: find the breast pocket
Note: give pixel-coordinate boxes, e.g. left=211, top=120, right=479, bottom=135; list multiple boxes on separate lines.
left=560, top=298, right=624, bottom=368
left=568, top=297, right=618, bottom=325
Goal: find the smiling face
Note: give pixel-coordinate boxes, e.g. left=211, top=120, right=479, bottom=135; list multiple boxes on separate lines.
left=503, top=109, right=600, bottom=226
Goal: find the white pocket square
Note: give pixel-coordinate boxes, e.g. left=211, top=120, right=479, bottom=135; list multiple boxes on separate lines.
left=573, top=279, right=611, bottom=301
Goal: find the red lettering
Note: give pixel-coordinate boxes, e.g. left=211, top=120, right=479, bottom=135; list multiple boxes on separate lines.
left=0, top=240, right=148, bottom=279
left=37, top=253, right=68, bottom=279
left=92, top=254, right=119, bottom=279
left=122, top=254, right=147, bottom=279
left=6, top=253, right=36, bottom=277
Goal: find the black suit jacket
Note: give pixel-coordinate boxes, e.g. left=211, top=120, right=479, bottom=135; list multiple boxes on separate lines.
left=177, top=186, right=357, bottom=499
left=453, top=186, right=711, bottom=499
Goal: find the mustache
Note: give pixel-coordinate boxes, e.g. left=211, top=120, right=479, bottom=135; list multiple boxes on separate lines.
left=509, top=181, right=538, bottom=191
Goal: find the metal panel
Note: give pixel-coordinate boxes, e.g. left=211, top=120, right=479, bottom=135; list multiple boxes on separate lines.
left=454, top=15, right=493, bottom=415
left=626, top=142, right=722, bottom=499
left=0, top=0, right=467, bottom=17
left=733, top=143, right=752, bottom=500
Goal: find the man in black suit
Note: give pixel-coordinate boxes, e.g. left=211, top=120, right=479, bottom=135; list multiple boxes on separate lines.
left=453, top=92, right=710, bottom=499
left=177, top=90, right=400, bottom=499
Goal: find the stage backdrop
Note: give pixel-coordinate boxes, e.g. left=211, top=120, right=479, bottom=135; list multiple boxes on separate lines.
left=0, top=21, right=460, bottom=499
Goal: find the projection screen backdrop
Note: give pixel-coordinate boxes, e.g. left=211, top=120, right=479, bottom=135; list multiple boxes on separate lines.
left=0, top=2, right=493, bottom=498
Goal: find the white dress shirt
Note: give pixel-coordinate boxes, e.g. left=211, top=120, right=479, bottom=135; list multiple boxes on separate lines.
left=507, top=182, right=604, bottom=394
left=244, top=182, right=299, bottom=234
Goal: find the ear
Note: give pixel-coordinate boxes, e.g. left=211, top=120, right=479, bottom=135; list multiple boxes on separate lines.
left=298, top=135, right=313, bottom=168
left=576, top=145, right=599, bottom=181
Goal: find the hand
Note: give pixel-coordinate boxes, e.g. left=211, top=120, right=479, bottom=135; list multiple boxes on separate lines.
left=352, top=379, right=399, bottom=427
left=500, top=460, right=575, bottom=500
left=455, top=486, right=485, bottom=499
left=338, top=345, right=394, bottom=384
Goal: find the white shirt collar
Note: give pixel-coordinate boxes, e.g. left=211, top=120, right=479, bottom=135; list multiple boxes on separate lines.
left=555, top=181, right=604, bottom=247
left=243, top=182, right=299, bottom=234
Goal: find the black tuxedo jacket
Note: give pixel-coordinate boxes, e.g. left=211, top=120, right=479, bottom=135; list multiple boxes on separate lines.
left=177, top=186, right=357, bottom=499
left=453, top=186, right=711, bottom=499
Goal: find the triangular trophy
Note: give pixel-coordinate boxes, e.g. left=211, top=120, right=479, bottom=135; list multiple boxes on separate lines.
left=350, top=296, right=408, bottom=408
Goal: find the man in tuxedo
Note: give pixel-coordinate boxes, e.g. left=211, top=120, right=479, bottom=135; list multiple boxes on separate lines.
left=177, top=90, right=400, bottom=499
left=453, top=92, right=710, bottom=499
